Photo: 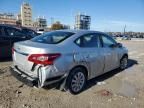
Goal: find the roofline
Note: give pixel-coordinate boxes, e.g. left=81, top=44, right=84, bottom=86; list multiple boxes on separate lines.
left=0, top=24, right=35, bottom=31
left=54, top=29, right=105, bottom=34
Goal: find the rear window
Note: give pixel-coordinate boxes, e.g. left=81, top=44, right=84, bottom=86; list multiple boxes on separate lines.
left=31, top=31, right=74, bottom=44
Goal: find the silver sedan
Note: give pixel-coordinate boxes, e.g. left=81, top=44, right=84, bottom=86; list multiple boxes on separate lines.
left=11, top=30, right=128, bottom=94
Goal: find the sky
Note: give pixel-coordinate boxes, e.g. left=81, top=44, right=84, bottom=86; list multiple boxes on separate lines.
left=0, top=0, right=144, bottom=32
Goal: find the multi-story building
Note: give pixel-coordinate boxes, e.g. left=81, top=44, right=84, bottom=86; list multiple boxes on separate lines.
left=21, top=2, right=32, bottom=27
left=0, top=13, right=17, bottom=25
left=75, top=13, right=91, bottom=30
left=33, top=17, right=47, bottom=28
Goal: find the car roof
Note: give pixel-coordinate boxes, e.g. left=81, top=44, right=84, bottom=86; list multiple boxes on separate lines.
left=55, top=29, right=105, bottom=34
left=0, top=24, right=35, bottom=31
left=0, top=24, right=26, bottom=32
left=20, top=27, right=35, bottom=31
left=0, top=24, right=21, bottom=29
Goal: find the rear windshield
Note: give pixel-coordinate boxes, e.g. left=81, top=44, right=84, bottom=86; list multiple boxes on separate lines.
left=31, top=31, right=74, bottom=44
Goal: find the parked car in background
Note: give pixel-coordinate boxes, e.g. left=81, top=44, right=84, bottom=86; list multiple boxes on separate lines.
left=20, top=27, right=39, bottom=37
left=122, top=35, right=131, bottom=40
left=37, top=28, right=45, bottom=35
left=11, top=30, right=128, bottom=94
left=112, top=36, right=117, bottom=40
left=0, top=24, right=35, bottom=58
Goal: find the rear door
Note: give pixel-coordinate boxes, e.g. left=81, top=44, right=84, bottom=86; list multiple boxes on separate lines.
left=100, top=34, right=119, bottom=73
left=74, top=33, right=105, bottom=79
left=0, top=26, right=11, bottom=58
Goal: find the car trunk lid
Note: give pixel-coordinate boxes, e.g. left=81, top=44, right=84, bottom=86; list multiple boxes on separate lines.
left=13, top=40, right=57, bottom=77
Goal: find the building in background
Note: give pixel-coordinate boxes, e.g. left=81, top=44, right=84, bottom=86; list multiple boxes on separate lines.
left=16, top=13, right=22, bottom=26
left=63, top=24, right=70, bottom=29
left=0, top=13, right=17, bottom=25
left=33, top=17, right=47, bottom=28
left=17, top=13, right=21, bottom=21
left=75, top=13, right=91, bottom=30
left=21, top=2, right=32, bottom=27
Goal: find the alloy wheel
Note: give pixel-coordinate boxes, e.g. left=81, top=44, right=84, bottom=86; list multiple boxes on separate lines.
left=71, top=71, right=85, bottom=93
left=120, top=57, right=128, bottom=70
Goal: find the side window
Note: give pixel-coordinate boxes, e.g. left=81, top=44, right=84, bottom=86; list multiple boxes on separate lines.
left=101, top=34, right=117, bottom=47
left=14, top=29, right=25, bottom=37
left=4, top=28, right=15, bottom=37
left=4, top=28, right=24, bottom=37
left=23, top=29, right=36, bottom=36
left=75, top=34, right=101, bottom=48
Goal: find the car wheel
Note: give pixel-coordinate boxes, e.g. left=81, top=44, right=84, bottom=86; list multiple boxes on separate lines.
left=66, top=67, right=87, bottom=94
left=120, top=56, right=128, bottom=70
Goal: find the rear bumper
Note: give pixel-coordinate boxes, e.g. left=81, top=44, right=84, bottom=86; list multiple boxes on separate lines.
left=10, top=66, right=66, bottom=87
left=10, top=66, right=38, bottom=87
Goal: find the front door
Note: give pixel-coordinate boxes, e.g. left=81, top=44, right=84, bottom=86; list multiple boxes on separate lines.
left=100, top=34, right=119, bottom=73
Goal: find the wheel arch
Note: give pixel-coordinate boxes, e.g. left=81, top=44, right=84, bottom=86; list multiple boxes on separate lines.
left=69, top=65, right=89, bottom=79
left=121, top=53, right=128, bottom=60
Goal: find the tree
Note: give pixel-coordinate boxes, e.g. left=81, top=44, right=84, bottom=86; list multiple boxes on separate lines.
left=50, top=21, right=64, bottom=30
left=16, top=20, right=22, bottom=27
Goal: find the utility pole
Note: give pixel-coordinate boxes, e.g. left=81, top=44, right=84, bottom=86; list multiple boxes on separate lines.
left=50, top=17, right=54, bottom=26
left=124, top=25, right=126, bottom=35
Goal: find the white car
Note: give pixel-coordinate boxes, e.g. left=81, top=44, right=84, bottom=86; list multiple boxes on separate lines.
left=11, top=30, right=128, bottom=94
left=122, top=35, right=131, bottom=40
left=37, top=31, right=44, bottom=35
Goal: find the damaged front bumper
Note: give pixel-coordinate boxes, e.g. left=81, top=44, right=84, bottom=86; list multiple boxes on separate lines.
left=10, top=66, right=67, bottom=88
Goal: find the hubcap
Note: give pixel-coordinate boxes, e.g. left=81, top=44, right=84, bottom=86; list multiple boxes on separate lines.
left=71, top=72, right=85, bottom=92
left=121, top=57, right=128, bottom=69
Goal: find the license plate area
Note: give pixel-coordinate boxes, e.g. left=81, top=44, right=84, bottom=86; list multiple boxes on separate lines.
left=14, top=52, right=28, bottom=71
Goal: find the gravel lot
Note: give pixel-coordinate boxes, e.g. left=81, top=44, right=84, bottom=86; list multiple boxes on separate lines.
left=0, top=41, right=144, bottom=108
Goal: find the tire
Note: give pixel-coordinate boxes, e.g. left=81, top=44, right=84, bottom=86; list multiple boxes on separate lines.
left=66, top=67, right=87, bottom=94
left=120, top=56, right=128, bottom=70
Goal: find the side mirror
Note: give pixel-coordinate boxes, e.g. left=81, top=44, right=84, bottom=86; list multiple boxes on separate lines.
left=109, top=44, right=117, bottom=48
left=117, top=43, right=123, bottom=48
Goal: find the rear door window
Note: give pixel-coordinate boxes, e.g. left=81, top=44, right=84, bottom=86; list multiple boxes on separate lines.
left=75, top=33, right=101, bottom=48
left=31, top=31, right=74, bottom=44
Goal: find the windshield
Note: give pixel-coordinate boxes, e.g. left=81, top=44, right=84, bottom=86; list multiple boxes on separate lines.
left=31, top=31, right=74, bottom=44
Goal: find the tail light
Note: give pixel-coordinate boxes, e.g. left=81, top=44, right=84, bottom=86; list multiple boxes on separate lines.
left=28, top=54, right=61, bottom=65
